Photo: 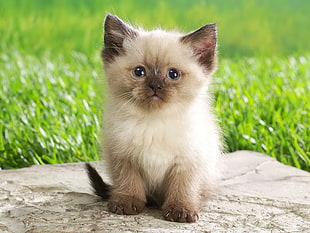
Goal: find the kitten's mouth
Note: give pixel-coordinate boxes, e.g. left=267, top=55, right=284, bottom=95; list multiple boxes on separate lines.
left=148, top=93, right=163, bottom=101
left=150, top=95, right=161, bottom=100
left=142, top=93, right=165, bottom=109
left=134, top=91, right=166, bottom=110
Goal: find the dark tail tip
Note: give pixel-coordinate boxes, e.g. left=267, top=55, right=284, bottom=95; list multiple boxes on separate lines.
left=85, top=163, right=111, bottom=200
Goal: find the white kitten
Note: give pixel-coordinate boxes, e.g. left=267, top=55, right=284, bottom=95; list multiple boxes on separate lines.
left=86, top=14, right=222, bottom=223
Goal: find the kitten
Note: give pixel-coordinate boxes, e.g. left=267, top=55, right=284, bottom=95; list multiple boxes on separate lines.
left=86, top=14, right=222, bottom=223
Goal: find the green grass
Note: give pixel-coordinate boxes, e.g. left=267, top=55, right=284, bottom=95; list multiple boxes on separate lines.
left=215, top=56, right=309, bottom=170
left=1, top=0, right=310, bottom=57
left=0, top=51, right=102, bottom=168
left=1, top=52, right=309, bottom=170
left=0, top=0, right=309, bottom=170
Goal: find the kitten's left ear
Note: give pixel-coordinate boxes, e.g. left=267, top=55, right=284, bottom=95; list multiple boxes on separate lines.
left=102, top=14, right=138, bottom=63
left=181, top=23, right=217, bottom=72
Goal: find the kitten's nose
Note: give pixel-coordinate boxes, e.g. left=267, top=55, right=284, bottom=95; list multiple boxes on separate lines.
left=148, top=82, right=163, bottom=92
left=149, top=83, right=162, bottom=91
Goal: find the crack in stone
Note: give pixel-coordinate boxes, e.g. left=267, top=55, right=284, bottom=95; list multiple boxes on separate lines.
left=221, top=160, right=273, bottom=182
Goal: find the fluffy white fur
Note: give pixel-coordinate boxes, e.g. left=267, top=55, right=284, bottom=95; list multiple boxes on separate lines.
left=85, top=14, right=224, bottom=223
left=103, top=29, right=221, bottom=193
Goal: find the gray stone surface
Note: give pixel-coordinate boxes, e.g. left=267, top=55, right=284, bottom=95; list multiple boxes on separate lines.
left=0, top=151, right=309, bottom=233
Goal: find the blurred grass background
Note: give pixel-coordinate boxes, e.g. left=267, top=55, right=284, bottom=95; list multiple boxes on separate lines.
left=1, top=0, right=310, bottom=57
left=0, top=0, right=309, bottom=170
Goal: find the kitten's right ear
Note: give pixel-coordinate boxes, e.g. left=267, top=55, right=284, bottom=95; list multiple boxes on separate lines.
left=102, top=14, right=138, bottom=63
left=181, top=23, right=217, bottom=73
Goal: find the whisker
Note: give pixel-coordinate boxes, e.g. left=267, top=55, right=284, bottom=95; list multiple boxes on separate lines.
left=114, top=96, right=138, bottom=116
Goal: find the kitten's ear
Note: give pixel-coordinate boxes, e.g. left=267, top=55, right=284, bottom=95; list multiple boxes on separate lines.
left=181, top=23, right=217, bottom=72
left=102, top=14, right=138, bottom=63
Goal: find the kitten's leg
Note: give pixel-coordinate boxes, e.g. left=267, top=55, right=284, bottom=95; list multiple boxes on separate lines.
left=108, top=158, right=146, bottom=215
left=162, top=164, right=201, bottom=223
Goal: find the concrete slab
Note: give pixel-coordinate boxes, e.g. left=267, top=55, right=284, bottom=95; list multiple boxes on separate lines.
left=0, top=151, right=309, bottom=233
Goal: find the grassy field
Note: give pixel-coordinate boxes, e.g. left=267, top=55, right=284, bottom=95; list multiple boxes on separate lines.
left=1, top=0, right=310, bottom=57
left=0, top=0, right=309, bottom=170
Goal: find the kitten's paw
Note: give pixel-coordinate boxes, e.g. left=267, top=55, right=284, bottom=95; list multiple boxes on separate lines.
left=163, top=205, right=199, bottom=223
left=108, top=194, right=145, bottom=215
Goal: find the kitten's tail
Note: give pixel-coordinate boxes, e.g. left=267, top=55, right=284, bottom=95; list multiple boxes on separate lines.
left=85, top=163, right=111, bottom=200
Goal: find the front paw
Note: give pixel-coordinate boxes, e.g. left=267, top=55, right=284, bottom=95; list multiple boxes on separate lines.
left=108, top=194, right=145, bottom=215
left=163, top=205, right=199, bottom=223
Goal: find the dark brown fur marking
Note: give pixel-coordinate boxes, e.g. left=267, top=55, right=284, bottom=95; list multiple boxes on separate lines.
left=85, top=163, right=111, bottom=200
left=181, top=23, right=217, bottom=72
left=102, top=14, right=137, bottom=63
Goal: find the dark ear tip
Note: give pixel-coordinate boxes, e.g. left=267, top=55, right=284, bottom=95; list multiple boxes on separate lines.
left=104, top=13, right=126, bottom=31
left=105, top=13, right=117, bottom=20
left=105, top=13, right=118, bottom=23
left=203, top=23, right=217, bottom=32
left=105, top=13, right=126, bottom=26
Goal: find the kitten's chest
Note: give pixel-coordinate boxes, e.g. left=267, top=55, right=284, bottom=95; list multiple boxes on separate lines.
left=116, top=116, right=184, bottom=153
left=110, top=115, right=187, bottom=186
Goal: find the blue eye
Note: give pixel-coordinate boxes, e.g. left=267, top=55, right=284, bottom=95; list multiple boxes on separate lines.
left=133, top=66, right=146, bottom=78
left=167, top=68, right=180, bottom=80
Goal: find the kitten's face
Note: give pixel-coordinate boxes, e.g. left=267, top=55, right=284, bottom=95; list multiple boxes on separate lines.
left=102, top=14, right=217, bottom=112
